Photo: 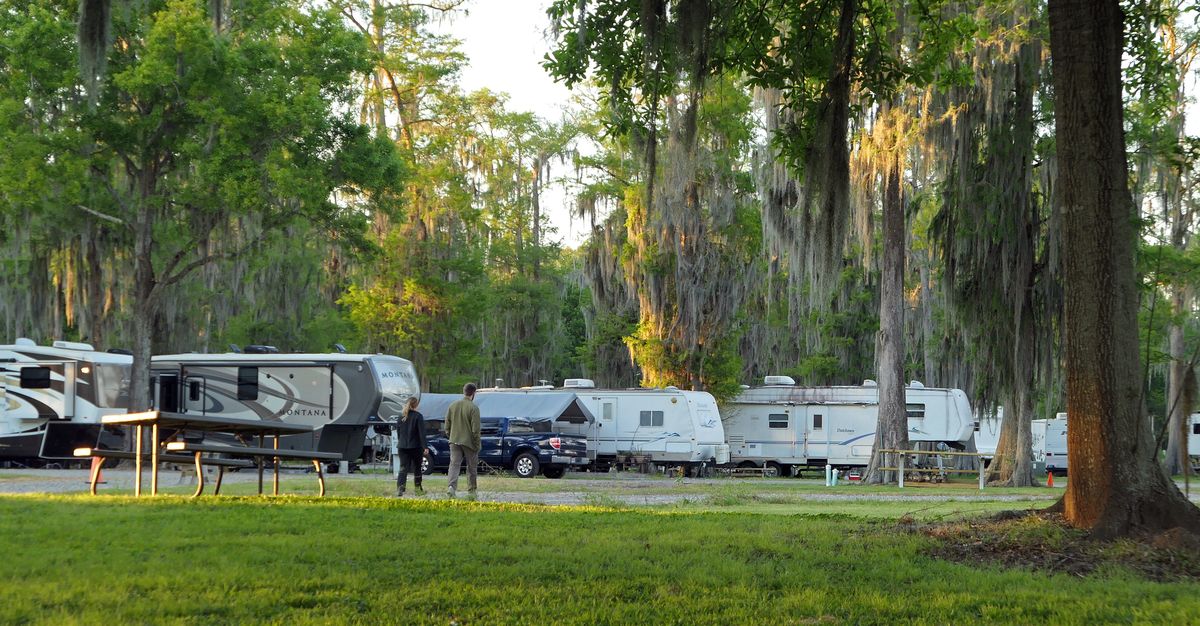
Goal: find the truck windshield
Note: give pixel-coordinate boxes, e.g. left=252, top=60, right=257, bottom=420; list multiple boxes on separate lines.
left=94, top=364, right=131, bottom=408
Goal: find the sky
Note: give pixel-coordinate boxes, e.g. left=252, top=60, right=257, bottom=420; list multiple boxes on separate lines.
left=430, top=0, right=592, bottom=247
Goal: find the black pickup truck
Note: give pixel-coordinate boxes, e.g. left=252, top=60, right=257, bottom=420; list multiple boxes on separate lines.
left=421, top=417, right=589, bottom=478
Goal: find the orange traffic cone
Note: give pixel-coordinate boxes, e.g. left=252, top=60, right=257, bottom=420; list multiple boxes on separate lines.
left=1046, top=470, right=1054, bottom=487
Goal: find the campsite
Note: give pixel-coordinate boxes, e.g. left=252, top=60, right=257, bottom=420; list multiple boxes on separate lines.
left=4, top=0, right=1200, bottom=623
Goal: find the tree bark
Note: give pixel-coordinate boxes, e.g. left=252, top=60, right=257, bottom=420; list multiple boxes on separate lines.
left=1048, top=0, right=1200, bottom=536
left=1164, top=294, right=1189, bottom=476
left=865, top=154, right=909, bottom=484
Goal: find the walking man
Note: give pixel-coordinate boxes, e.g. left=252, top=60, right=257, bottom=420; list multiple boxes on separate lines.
left=445, top=382, right=481, bottom=499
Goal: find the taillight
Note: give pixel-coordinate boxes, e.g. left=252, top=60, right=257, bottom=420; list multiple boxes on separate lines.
left=548, top=437, right=562, bottom=450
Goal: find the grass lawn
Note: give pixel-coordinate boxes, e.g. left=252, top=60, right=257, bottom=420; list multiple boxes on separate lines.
left=0, top=494, right=1195, bottom=625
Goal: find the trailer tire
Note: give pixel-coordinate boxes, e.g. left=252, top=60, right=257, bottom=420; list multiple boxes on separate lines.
left=513, top=452, right=540, bottom=478
left=542, top=466, right=566, bottom=479
left=763, top=462, right=783, bottom=478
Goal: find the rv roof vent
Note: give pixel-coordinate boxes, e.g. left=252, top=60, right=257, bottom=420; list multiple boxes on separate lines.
left=228, top=344, right=242, bottom=353
left=862, top=379, right=878, bottom=387
left=909, top=380, right=925, bottom=388
left=244, top=344, right=279, bottom=354
left=52, top=340, right=95, bottom=351
left=15, top=337, right=36, bottom=347
left=523, top=385, right=554, bottom=390
left=763, top=375, right=796, bottom=386
left=106, top=348, right=133, bottom=355
left=333, top=343, right=347, bottom=354
left=1055, top=412, right=1067, bottom=420
left=563, top=378, right=595, bottom=389
left=665, top=385, right=678, bottom=390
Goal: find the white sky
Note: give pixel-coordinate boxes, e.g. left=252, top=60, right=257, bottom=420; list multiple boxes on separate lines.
left=431, top=0, right=592, bottom=247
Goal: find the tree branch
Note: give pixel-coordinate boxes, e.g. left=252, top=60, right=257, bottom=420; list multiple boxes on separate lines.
left=77, top=204, right=130, bottom=229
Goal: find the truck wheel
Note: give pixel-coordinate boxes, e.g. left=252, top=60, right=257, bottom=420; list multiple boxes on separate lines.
left=513, top=453, right=540, bottom=478
left=542, top=466, right=566, bottom=479
left=420, top=453, right=433, bottom=475
left=763, top=462, right=783, bottom=478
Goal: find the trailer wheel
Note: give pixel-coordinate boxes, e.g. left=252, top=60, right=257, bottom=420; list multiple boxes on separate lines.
left=763, top=462, right=783, bottom=478
left=542, top=466, right=566, bottom=479
left=513, top=453, right=540, bottom=478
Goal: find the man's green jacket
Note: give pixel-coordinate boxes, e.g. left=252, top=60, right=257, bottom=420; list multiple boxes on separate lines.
left=445, top=397, right=481, bottom=450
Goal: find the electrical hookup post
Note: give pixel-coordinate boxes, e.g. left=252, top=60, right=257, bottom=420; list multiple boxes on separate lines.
left=825, top=464, right=840, bottom=486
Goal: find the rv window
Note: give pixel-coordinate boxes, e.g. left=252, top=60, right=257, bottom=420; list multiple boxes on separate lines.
left=188, top=380, right=201, bottom=402
left=974, top=422, right=980, bottom=432
left=905, top=403, right=926, bottom=419
left=19, top=366, right=52, bottom=389
left=813, top=414, right=823, bottom=430
left=1194, top=423, right=1200, bottom=435
left=237, top=367, right=258, bottom=401
left=639, top=410, right=664, bottom=427
left=602, top=403, right=614, bottom=421
left=768, top=413, right=788, bottom=429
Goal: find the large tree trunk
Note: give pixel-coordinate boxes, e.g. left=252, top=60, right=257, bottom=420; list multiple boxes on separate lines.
left=865, top=154, right=908, bottom=484
left=1048, top=0, right=1200, bottom=536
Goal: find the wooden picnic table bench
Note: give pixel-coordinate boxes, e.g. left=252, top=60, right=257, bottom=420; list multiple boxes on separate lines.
left=102, top=411, right=331, bottom=497
left=73, top=447, right=253, bottom=497
left=165, top=441, right=343, bottom=497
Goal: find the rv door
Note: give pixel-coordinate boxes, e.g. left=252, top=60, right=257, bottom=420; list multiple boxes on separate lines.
left=183, top=376, right=207, bottom=414
left=595, top=396, right=617, bottom=455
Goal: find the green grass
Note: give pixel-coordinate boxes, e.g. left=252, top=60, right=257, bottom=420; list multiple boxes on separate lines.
left=0, top=494, right=1194, bottom=624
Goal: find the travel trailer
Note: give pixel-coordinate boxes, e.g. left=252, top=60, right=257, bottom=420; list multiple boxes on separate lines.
left=1039, top=413, right=1069, bottom=474
left=493, top=380, right=730, bottom=473
left=150, top=350, right=420, bottom=461
left=1, top=338, right=132, bottom=462
left=974, top=408, right=1048, bottom=465
left=723, top=376, right=974, bottom=476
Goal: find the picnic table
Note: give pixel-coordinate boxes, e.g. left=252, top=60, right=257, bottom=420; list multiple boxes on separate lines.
left=94, top=411, right=340, bottom=497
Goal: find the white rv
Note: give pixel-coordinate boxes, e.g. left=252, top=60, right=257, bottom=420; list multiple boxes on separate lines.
left=510, top=379, right=730, bottom=473
left=151, top=349, right=420, bottom=460
left=974, top=408, right=1048, bottom=465
left=1039, top=413, right=1069, bottom=474
left=723, top=376, right=974, bottom=476
left=1, top=338, right=132, bottom=462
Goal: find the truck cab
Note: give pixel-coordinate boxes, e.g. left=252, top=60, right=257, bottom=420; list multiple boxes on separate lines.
left=422, top=416, right=588, bottom=478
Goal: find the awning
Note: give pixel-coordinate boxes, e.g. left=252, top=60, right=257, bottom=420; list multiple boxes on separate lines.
left=407, top=391, right=595, bottom=424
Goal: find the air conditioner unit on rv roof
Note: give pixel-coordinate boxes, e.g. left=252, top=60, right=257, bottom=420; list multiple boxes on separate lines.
left=563, top=378, right=595, bottom=389
left=763, top=375, right=796, bottom=386
left=52, top=340, right=95, bottom=351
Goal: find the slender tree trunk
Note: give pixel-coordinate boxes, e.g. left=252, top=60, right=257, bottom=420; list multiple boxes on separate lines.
left=1048, top=0, right=1200, bottom=536
left=1165, top=293, right=1188, bottom=475
left=129, top=166, right=158, bottom=413
left=865, top=154, right=908, bottom=484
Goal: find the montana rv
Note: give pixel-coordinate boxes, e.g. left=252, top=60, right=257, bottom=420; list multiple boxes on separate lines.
left=1, top=338, right=132, bottom=462
left=150, top=351, right=420, bottom=461
left=723, top=377, right=974, bottom=476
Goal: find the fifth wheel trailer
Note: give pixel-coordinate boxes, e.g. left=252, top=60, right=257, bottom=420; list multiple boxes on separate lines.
left=723, top=376, right=974, bottom=476
left=150, top=350, right=420, bottom=462
left=1, top=338, right=132, bottom=462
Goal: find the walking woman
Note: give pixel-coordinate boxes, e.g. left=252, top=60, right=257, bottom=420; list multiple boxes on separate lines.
left=394, top=396, right=426, bottom=497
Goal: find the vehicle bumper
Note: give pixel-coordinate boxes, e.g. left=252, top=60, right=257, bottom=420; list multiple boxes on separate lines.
left=551, top=455, right=589, bottom=465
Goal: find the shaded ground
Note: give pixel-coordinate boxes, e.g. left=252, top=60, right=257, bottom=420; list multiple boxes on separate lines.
left=920, top=511, right=1200, bottom=582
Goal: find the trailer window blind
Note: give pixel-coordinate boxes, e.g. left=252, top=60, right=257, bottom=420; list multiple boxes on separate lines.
left=768, top=413, right=788, bottom=429
left=237, top=367, right=259, bottom=401
left=188, top=380, right=201, bottom=402
left=19, top=366, right=51, bottom=389
left=813, top=414, right=823, bottom=429
left=905, top=404, right=926, bottom=419
left=639, top=410, right=663, bottom=427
